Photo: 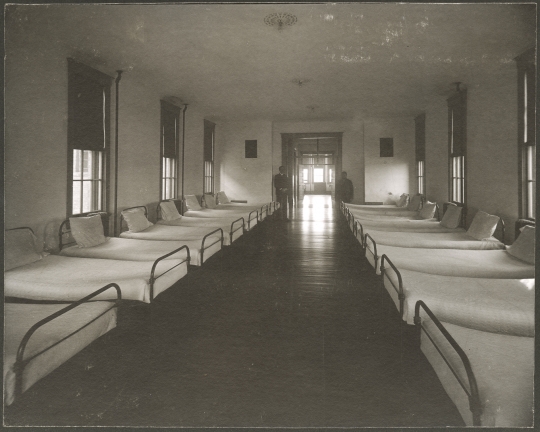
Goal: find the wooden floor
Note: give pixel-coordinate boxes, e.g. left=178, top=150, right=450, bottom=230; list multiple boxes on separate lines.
left=5, top=195, right=464, bottom=427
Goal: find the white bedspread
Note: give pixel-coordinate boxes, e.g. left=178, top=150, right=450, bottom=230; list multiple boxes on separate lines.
left=4, top=301, right=117, bottom=405
left=355, top=218, right=461, bottom=233
left=383, top=269, right=534, bottom=335
left=348, top=208, right=420, bottom=218
left=119, top=224, right=224, bottom=242
left=60, top=238, right=190, bottom=261
left=364, top=230, right=504, bottom=250
left=184, top=209, right=259, bottom=230
left=4, top=255, right=188, bottom=303
left=421, top=320, right=533, bottom=426
left=368, top=245, right=534, bottom=278
left=157, top=217, right=243, bottom=244
left=60, top=236, right=220, bottom=266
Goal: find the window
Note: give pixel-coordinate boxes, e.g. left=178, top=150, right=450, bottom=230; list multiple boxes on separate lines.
left=160, top=101, right=181, bottom=200
left=303, top=168, right=308, bottom=183
left=415, top=113, right=426, bottom=195
left=516, top=48, right=536, bottom=220
left=67, top=59, right=112, bottom=216
left=203, top=120, right=215, bottom=194
left=313, top=168, right=324, bottom=183
left=329, top=168, right=333, bottom=183
left=447, top=88, right=467, bottom=204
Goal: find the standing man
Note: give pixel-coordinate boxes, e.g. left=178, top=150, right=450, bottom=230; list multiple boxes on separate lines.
left=336, top=171, right=354, bottom=204
left=274, top=165, right=291, bottom=221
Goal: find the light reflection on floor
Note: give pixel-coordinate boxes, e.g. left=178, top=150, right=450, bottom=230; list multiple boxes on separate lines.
left=294, top=195, right=334, bottom=235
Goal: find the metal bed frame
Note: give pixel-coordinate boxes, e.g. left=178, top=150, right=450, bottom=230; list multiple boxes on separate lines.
left=12, top=283, right=122, bottom=404
left=414, top=300, right=482, bottom=426
left=156, top=200, right=245, bottom=245
left=120, top=205, right=221, bottom=267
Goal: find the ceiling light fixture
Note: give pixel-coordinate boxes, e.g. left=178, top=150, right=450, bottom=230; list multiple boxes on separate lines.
left=264, top=13, right=297, bottom=31
left=292, top=78, right=311, bottom=87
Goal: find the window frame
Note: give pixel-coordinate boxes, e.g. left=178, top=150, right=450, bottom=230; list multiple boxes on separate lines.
left=415, top=113, right=426, bottom=196
left=203, top=119, right=215, bottom=194
left=67, top=58, right=111, bottom=217
left=516, top=48, right=536, bottom=220
left=447, top=89, right=467, bottom=206
left=160, top=100, right=181, bottom=201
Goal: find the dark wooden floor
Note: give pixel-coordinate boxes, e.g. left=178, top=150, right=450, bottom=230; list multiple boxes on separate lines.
left=5, top=195, right=464, bottom=427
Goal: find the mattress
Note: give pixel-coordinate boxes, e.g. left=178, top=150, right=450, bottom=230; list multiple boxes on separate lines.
left=366, top=245, right=534, bottom=278
left=383, top=269, right=534, bottom=336
left=348, top=208, right=420, bottom=218
left=4, top=255, right=188, bottom=303
left=4, top=301, right=117, bottom=406
left=421, top=319, right=533, bottom=426
left=119, top=224, right=225, bottom=243
left=184, top=209, right=259, bottom=230
left=350, top=212, right=422, bottom=221
left=363, top=230, right=504, bottom=250
left=354, top=218, right=460, bottom=234
left=157, top=216, right=244, bottom=244
left=61, top=236, right=220, bottom=266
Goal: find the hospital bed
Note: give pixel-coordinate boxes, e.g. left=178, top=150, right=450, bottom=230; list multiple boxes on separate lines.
left=183, top=195, right=261, bottom=230
left=414, top=300, right=533, bottom=427
left=5, top=228, right=189, bottom=303
left=59, top=212, right=218, bottom=266
left=4, top=283, right=121, bottom=406
left=156, top=200, right=244, bottom=245
left=118, top=206, right=225, bottom=254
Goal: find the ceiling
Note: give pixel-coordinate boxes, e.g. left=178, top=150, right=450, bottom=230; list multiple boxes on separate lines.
left=6, top=3, right=537, bottom=122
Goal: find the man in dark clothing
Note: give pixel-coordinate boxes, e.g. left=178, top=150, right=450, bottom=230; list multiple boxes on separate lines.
left=274, top=165, right=291, bottom=221
left=335, top=171, right=354, bottom=204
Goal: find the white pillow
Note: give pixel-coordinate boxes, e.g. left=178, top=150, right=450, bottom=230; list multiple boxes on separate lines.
left=440, top=204, right=462, bottom=228
left=204, top=194, right=217, bottom=209
left=419, top=201, right=437, bottom=220
left=160, top=201, right=181, bottom=221
left=396, top=194, right=409, bottom=207
left=466, top=211, right=500, bottom=240
left=69, top=214, right=107, bottom=248
left=217, top=191, right=230, bottom=204
left=5, top=229, right=43, bottom=271
left=507, top=225, right=535, bottom=264
left=184, top=195, right=202, bottom=211
left=122, top=209, right=153, bottom=232
left=407, top=194, right=423, bottom=211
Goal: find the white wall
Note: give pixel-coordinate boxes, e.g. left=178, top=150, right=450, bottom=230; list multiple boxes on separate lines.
left=272, top=119, right=365, bottom=204
left=215, top=120, right=273, bottom=203
left=363, top=117, right=415, bottom=203
left=424, top=65, right=520, bottom=241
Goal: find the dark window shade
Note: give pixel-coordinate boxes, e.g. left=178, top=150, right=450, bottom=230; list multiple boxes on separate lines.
left=68, top=59, right=112, bottom=151
left=161, top=101, right=180, bottom=159
left=245, top=140, right=257, bottom=158
left=380, top=138, right=394, bottom=157
left=448, top=90, right=467, bottom=156
left=415, top=113, right=426, bottom=161
left=204, top=119, right=215, bottom=162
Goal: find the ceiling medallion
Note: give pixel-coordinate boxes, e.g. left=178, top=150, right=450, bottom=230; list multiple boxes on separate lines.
left=264, top=13, right=297, bottom=31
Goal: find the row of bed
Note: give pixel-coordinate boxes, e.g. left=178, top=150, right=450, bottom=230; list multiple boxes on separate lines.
left=341, top=194, right=535, bottom=427
left=4, top=192, right=278, bottom=406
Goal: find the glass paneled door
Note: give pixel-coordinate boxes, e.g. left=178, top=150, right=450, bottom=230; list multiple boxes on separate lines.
left=299, top=153, right=335, bottom=196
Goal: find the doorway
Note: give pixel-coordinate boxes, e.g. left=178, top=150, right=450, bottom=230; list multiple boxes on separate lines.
left=281, top=132, right=343, bottom=204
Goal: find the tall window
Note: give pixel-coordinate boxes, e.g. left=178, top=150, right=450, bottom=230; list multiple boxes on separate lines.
left=67, top=59, right=111, bottom=216
left=447, top=88, right=467, bottom=204
left=415, top=113, right=426, bottom=195
left=161, top=101, right=181, bottom=200
left=516, top=48, right=536, bottom=220
left=203, top=120, right=215, bottom=194
left=303, top=168, right=309, bottom=183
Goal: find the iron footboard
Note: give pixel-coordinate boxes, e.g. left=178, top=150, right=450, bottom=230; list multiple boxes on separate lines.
left=149, top=245, right=190, bottom=300
left=380, top=254, right=404, bottom=318
left=414, top=300, right=482, bottom=426
left=229, top=217, right=245, bottom=243
left=14, top=283, right=122, bottom=401
left=247, top=210, right=258, bottom=230
left=199, top=228, right=224, bottom=265
left=364, top=233, right=378, bottom=271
